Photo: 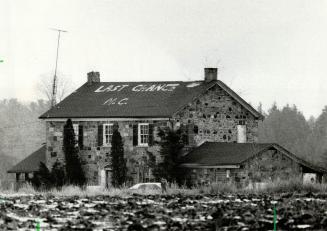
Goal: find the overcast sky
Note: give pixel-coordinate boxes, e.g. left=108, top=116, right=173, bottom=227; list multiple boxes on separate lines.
left=1, top=0, right=326, bottom=118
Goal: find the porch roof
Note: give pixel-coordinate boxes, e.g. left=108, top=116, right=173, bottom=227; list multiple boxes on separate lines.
left=7, top=145, right=46, bottom=173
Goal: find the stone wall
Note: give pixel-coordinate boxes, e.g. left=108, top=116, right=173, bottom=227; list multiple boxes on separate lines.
left=184, top=149, right=302, bottom=186
left=173, top=84, right=259, bottom=146
left=45, top=84, right=260, bottom=185
left=46, top=120, right=167, bottom=185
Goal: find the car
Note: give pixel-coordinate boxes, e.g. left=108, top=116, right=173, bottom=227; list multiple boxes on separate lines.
left=129, top=182, right=162, bottom=191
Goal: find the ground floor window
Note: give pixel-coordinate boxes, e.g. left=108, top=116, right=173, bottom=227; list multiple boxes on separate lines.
left=73, top=123, right=79, bottom=143
left=138, top=123, right=149, bottom=146
left=103, top=124, right=114, bottom=146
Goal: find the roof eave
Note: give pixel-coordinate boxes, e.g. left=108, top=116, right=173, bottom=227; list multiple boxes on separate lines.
left=180, top=163, right=240, bottom=168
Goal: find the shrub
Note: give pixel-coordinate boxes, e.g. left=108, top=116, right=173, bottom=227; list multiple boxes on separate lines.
left=51, top=160, right=66, bottom=189
left=31, top=162, right=53, bottom=190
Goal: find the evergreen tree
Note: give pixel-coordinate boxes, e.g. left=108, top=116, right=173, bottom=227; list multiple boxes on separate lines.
left=154, top=128, right=189, bottom=185
left=307, top=106, right=327, bottom=166
left=110, top=124, right=127, bottom=187
left=258, top=103, right=311, bottom=161
left=63, top=118, right=86, bottom=187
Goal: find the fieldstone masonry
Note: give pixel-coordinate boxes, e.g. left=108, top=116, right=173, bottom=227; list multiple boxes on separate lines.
left=45, top=84, right=261, bottom=186
left=188, top=150, right=301, bottom=187
left=173, top=84, right=258, bottom=145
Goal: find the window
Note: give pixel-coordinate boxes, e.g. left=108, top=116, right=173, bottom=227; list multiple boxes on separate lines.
left=103, top=124, right=113, bottom=146
left=73, top=124, right=79, bottom=142
left=138, top=123, right=149, bottom=146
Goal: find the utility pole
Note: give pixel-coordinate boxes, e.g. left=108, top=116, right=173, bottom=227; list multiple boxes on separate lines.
left=50, top=28, right=67, bottom=107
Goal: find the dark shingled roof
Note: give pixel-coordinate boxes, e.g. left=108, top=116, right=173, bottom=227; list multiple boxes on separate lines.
left=40, top=80, right=263, bottom=119
left=180, top=142, right=327, bottom=173
left=7, top=145, right=46, bottom=173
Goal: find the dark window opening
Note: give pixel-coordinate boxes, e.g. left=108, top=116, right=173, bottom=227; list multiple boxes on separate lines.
left=193, top=125, right=199, bottom=134
left=239, top=120, right=246, bottom=125
left=51, top=152, right=57, bottom=157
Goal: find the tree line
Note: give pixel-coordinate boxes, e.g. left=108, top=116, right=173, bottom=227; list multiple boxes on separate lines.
left=258, top=103, right=327, bottom=167
left=0, top=99, right=48, bottom=182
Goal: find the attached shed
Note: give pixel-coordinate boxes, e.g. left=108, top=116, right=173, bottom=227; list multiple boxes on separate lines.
left=180, top=142, right=327, bottom=186
left=7, top=145, right=46, bottom=183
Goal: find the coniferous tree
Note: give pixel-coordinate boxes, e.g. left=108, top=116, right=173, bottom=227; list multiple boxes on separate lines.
left=154, top=127, right=189, bottom=185
left=307, top=106, right=327, bottom=166
left=110, top=124, right=127, bottom=187
left=63, top=118, right=86, bottom=187
left=258, top=104, right=311, bottom=161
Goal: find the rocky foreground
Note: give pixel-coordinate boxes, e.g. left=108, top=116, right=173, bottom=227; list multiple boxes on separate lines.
left=0, top=192, right=327, bottom=230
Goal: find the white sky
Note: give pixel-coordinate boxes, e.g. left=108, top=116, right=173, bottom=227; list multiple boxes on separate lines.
left=1, top=0, right=326, bottom=118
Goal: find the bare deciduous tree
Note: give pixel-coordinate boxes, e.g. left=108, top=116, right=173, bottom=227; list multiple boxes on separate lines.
left=35, top=72, right=73, bottom=106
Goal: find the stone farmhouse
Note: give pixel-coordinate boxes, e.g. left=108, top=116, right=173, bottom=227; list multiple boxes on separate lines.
left=8, top=68, right=327, bottom=187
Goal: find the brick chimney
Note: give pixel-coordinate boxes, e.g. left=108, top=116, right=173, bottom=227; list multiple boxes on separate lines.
left=204, top=68, right=218, bottom=82
left=87, top=71, right=100, bottom=85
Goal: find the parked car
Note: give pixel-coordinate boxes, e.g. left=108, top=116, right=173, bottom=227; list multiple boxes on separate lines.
left=129, top=182, right=161, bottom=191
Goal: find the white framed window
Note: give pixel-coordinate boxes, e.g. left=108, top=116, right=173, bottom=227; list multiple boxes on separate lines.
left=73, top=124, right=79, bottom=142
left=103, top=124, right=114, bottom=146
left=138, top=123, right=149, bottom=146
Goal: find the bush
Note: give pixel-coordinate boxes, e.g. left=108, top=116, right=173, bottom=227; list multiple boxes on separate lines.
left=31, top=162, right=53, bottom=190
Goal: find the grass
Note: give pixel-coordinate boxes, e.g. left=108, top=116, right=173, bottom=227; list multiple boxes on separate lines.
left=1, top=178, right=327, bottom=197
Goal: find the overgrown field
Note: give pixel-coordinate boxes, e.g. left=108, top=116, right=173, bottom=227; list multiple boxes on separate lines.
left=1, top=181, right=327, bottom=230
left=1, top=184, right=327, bottom=230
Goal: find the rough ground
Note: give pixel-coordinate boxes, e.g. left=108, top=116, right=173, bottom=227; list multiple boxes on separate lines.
left=0, top=192, right=327, bottom=230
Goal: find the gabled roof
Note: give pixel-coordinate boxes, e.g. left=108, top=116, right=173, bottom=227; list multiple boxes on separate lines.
left=7, top=145, right=46, bottom=173
left=180, top=142, right=327, bottom=173
left=39, top=80, right=263, bottom=119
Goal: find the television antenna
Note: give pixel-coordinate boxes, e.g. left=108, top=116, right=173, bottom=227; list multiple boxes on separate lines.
left=50, top=28, right=67, bottom=107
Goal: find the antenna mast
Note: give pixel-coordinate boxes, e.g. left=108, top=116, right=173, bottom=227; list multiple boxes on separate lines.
left=50, top=28, right=67, bottom=107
